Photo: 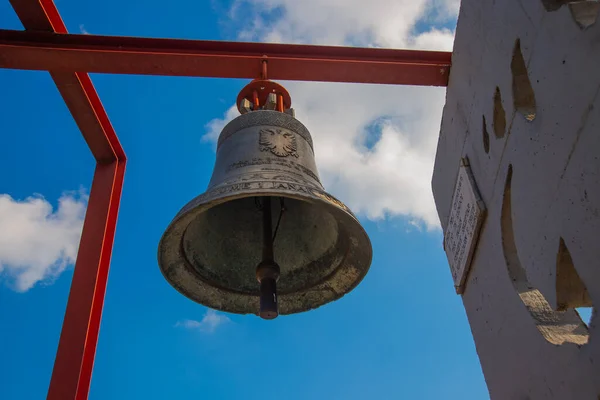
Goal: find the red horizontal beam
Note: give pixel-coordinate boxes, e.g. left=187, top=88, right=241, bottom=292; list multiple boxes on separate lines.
left=0, top=29, right=451, bottom=86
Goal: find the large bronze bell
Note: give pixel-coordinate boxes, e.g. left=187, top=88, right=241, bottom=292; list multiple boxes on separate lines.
left=158, top=79, right=372, bottom=319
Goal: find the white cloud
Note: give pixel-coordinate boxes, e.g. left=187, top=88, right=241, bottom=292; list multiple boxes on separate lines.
left=175, top=309, right=231, bottom=333
left=409, top=28, right=456, bottom=50
left=79, top=24, right=90, bottom=35
left=0, top=191, right=87, bottom=291
left=233, top=0, right=459, bottom=48
left=203, top=105, right=239, bottom=144
left=205, top=0, right=459, bottom=230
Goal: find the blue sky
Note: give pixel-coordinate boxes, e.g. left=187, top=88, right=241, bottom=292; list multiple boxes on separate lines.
left=0, top=0, right=490, bottom=399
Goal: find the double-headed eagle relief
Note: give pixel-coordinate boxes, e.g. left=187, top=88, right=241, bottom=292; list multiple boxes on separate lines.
left=259, top=128, right=299, bottom=158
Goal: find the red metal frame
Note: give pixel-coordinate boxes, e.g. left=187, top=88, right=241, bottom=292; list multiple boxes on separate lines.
left=0, top=29, right=452, bottom=86
left=8, top=1, right=126, bottom=399
left=2, top=0, right=452, bottom=399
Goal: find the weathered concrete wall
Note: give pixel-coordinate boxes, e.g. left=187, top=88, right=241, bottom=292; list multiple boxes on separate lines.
left=432, top=1, right=600, bottom=398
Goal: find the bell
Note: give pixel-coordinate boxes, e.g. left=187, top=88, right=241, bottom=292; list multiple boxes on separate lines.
left=158, top=79, right=372, bottom=319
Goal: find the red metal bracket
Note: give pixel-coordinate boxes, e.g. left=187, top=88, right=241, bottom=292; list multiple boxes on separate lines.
left=2, top=0, right=452, bottom=399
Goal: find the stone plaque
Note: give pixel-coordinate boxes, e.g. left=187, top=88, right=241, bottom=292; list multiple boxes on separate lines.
left=444, top=159, right=486, bottom=294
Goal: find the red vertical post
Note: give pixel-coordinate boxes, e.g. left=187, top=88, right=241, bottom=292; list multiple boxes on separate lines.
left=47, top=162, right=125, bottom=400
left=9, top=2, right=127, bottom=399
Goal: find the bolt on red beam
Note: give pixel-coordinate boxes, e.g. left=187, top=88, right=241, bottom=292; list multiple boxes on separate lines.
left=0, top=29, right=451, bottom=86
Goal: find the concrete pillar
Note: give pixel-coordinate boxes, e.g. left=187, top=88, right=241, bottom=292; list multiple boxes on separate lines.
left=431, top=1, right=600, bottom=398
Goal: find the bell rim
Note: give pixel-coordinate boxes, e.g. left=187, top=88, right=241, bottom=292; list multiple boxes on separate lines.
left=157, top=182, right=373, bottom=316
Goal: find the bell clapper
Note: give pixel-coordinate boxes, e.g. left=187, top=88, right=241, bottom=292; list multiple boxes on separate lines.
left=256, top=196, right=282, bottom=320
left=272, top=197, right=285, bottom=241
